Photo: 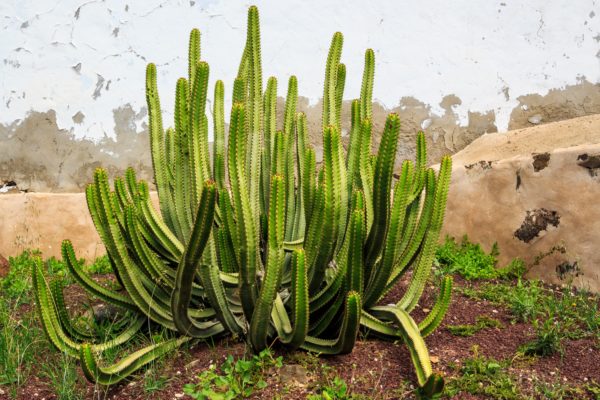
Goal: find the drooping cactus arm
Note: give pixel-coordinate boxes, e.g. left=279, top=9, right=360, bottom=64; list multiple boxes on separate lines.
left=33, top=259, right=85, bottom=357
left=124, top=205, right=174, bottom=290
left=272, top=249, right=309, bottom=349
left=171, top=180, right=231, bottom=337
left=384, top=170, right=437, bottom=292
left=396, top=157, right=452, bottom=312
left=49, top=280, right=95, bottom=341
left=418, top=275, right=453, bottom=337
left=308, top=259, right=346, bottom=313
left=79, top=336, right=193, bottom=386
left=369, top=306, right=433, bottom=387
left=34, top=259, right=147, bottom=357
left=135, top=182, right=183, bottom=262
left=309, top=291, right=345, bottom=336
left=92, top=170, right=177, bottom=329
left=62, top=240, right=136, bottom=311
left=301, top=291, right=361, bottom=355
left=196, top=263, right=244, bottom=335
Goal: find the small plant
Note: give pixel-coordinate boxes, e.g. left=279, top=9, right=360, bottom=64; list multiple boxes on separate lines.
left=40, top=352, right=86, bottom=400
left=509, top=279, right=543, bottom=322
left=447, top=315, right=502, bottom=337
left=308, top=376, right=351, bottom=400
left=143, top=368, right=169, bottom=394
left=519, top=318, right=563, bottom=357
left=84, top=256, right=113, bottom=275
left=183, top=349, right=282, bottom=399
left=533, top=379, right=588, bottom=400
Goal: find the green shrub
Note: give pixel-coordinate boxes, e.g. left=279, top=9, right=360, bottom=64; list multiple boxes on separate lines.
left=447, top=315, right=502, bottom=337
left=436, top=236, right=525, bottom=280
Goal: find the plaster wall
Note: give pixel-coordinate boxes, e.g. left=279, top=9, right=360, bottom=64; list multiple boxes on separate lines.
left=1, top=0, right=599, bottom=191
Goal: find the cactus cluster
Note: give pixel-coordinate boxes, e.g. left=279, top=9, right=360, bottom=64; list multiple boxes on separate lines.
left=33, top=6, right=453, bottom=396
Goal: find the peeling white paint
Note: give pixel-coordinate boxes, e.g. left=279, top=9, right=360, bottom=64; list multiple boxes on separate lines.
left=1, top=0, right=599, bottom=140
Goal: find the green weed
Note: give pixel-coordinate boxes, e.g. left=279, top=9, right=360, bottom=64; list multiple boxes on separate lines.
left=40, top=352, right=86, bottom=400
left=435, top=236, right=525, bottom=280
left=519, top=319, right=563, bottom=357
left=447, top=315, right=502, bottom=337
left=308, top=376, right=350, bottom=400
left=445, top=347, right=522, bottom=399
left=84, top=256, right=113, bottom=275
left=183, top=348, right=282, bottom=399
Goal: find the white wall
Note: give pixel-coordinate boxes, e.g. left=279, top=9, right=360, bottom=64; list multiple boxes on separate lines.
left=1, top=0, right=599, bottom=140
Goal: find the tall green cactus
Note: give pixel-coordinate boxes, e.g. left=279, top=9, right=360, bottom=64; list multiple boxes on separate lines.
left=33, top=6, right=453, bottom=396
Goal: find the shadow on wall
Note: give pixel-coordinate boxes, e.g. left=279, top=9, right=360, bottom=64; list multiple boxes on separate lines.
left=1, top=80, right=599, bottom=192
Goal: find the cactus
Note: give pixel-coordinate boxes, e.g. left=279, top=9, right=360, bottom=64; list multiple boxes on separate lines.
left=33, top=5, right=453, bottom=395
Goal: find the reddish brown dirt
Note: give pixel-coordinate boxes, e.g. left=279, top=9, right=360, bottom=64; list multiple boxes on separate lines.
left=4, top=277, right=599, bottom=400
left=0, top=255, right=9, bottom=278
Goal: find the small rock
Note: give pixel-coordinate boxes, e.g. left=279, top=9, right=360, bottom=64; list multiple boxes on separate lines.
left=83, top=303, right=122, bottom=323
left=185, top=359, right=200, bottom=371
left=430, top=356, right=440, bottom=363
left=279, top=364, right=309, bottom=387
left=174, top=394, right=184, bottom=399
left=528, top=114, right=543, bottom=124
left=422, top=308, right=430, bottom=313
left=421, top=118, right=432, bottom=130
